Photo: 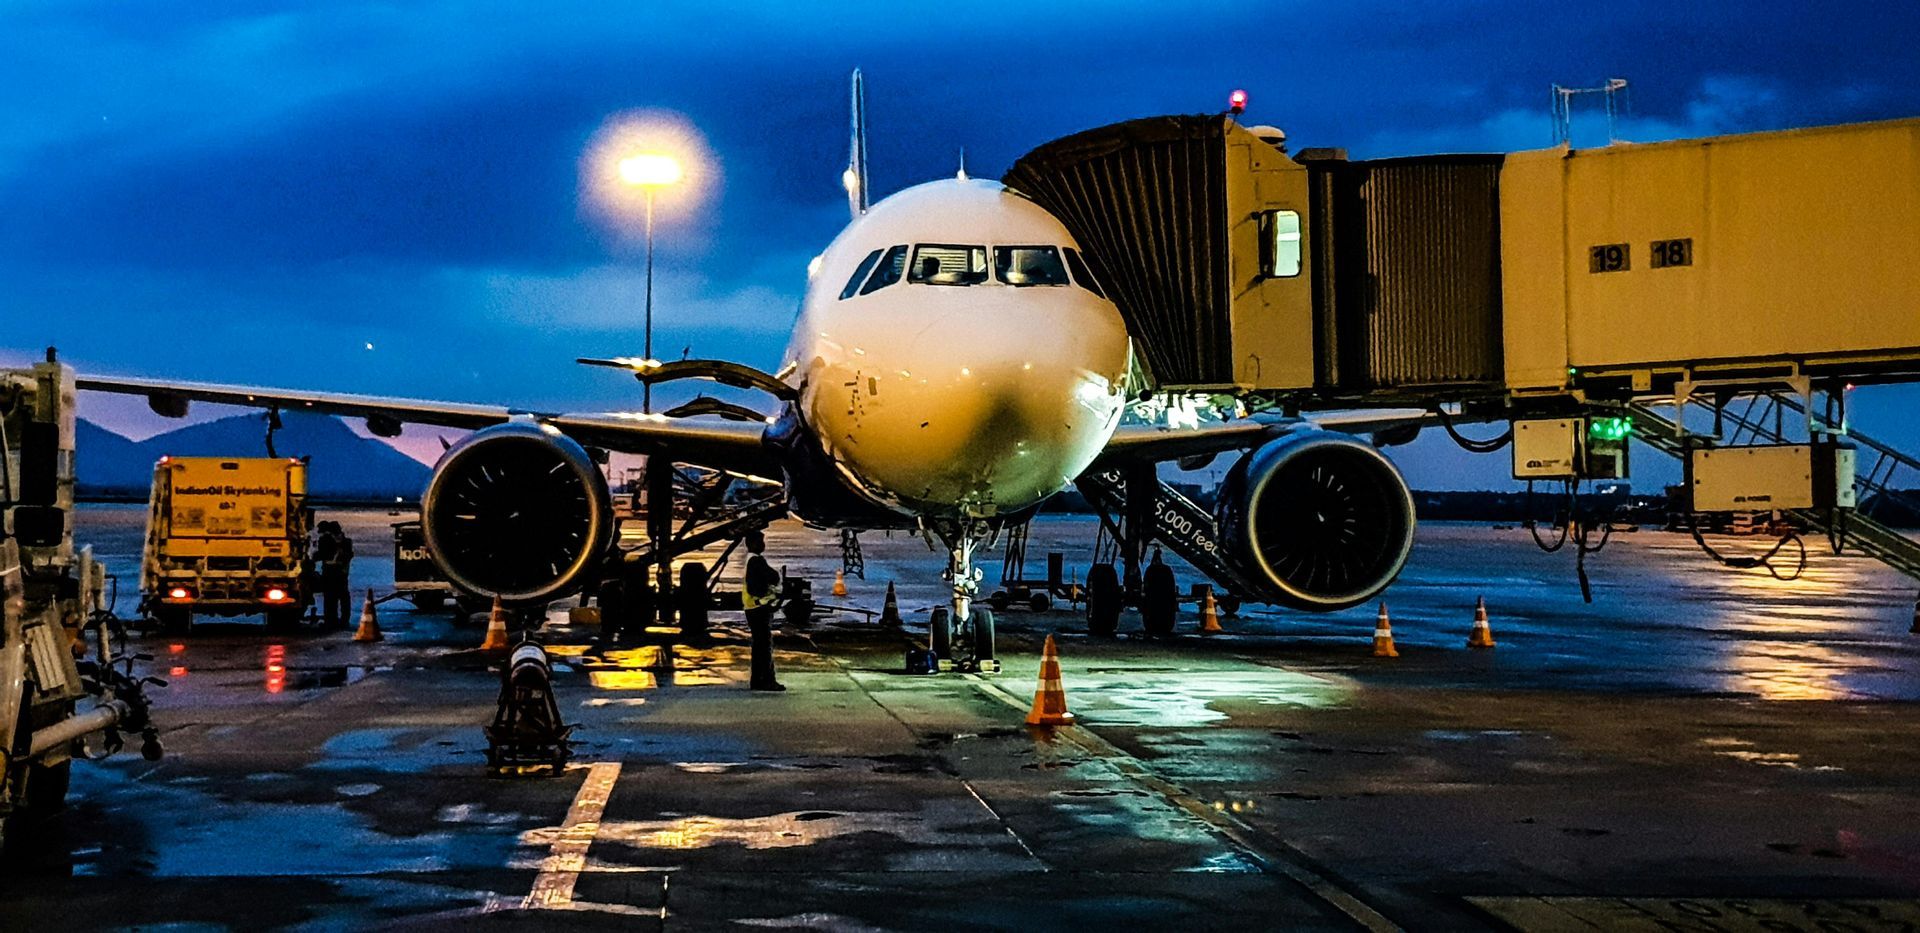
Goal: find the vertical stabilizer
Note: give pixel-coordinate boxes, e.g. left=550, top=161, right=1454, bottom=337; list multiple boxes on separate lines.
left=844, top=68, right=869, bottom=217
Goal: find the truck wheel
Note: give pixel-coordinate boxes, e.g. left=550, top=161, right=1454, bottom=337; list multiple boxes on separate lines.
left=1, top=755, right=72, bottom=861
left=988, top=591, right=1010, bottom=612
left=153, top=605, right=191, bottom=635
left=265, top=606, right=304, bottom=632
left=1028, top=592, right=1052, bottom=612
left=1085, top=564, right=1120, bottom=638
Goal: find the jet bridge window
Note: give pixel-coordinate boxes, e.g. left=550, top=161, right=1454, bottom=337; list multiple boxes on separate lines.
left=909, top=244, right=988, bottom=286
left=994, top=245, right=1069, bottom=286
left=839, top=248, right=884, bottom=300
left=858, top=245, right=909, bottom=295
left=1062, top=247, right=1106, bottom=298
left=1259, top=209, right=1302, bottom=278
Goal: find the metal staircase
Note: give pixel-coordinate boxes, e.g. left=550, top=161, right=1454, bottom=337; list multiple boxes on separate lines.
left=1075, top=470, right=1271, bottom=602
left=1624, top=396, right=1920, bottom=582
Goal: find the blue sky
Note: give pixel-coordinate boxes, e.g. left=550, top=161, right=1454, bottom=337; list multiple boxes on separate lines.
left=4, top=1, right=1919, bottom=489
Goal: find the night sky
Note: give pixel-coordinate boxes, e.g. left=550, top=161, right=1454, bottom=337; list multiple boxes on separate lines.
left=5, top=2, right=1919, bottom=489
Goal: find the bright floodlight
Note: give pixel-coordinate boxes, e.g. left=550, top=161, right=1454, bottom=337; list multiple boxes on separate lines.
left=619, top=153, right=683, bottom=187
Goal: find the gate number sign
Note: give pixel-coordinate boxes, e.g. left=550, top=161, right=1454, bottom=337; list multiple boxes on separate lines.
left=1589, top=243, right=1629, bottom=273
left=1650, top=237, right=1693, bottom=268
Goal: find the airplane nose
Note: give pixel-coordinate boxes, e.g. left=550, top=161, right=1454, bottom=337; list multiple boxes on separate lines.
left=843, top=300, right=1127, bottom=516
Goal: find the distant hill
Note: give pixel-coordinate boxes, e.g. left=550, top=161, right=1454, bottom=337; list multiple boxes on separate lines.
left=77, top=411, right=430, bottom=503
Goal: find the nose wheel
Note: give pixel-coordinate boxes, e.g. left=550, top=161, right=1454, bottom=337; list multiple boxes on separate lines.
left=928, top=527, right=999, bottom=674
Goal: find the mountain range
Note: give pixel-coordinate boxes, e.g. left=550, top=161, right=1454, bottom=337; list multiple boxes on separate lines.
left=76, top=411, right=432, bottom=502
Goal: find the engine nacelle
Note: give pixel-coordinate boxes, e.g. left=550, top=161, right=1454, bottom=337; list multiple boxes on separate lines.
left=421, top=420, right=613, bottom=605
left=1216, top=431, right=1416, bottom=611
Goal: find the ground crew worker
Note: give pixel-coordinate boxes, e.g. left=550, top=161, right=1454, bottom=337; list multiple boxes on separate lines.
left=742, top=531, right=783, bottom=691
left=1142, top=546, right=1177, bottom=638
left=313, top=522, right=342, bottom=627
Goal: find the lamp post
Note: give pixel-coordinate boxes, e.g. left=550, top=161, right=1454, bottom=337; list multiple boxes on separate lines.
left=618, top=152, right=683, bottom=414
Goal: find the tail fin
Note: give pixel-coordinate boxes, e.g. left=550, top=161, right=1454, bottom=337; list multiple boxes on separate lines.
left=844, top=68, right=869, bottom=217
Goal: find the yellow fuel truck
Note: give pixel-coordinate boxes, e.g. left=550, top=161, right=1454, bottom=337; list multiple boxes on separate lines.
left=140, top=456, right=313, bottom=632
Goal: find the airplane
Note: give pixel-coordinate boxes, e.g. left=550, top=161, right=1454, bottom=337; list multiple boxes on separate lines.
left=76, top=71, right=1424, bottom=668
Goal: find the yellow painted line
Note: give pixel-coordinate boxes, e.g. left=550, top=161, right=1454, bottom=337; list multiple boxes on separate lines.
left=521, top=761, right=622, bottom=910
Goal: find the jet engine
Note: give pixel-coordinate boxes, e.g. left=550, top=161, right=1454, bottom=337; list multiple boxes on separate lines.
left=420, top=420, right=613, bottom=605
left=1216, top=432, right=1416, bottom=611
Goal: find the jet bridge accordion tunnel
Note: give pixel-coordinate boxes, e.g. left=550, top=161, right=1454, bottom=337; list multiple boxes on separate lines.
left=1003, top=114, right=1507, bottom=403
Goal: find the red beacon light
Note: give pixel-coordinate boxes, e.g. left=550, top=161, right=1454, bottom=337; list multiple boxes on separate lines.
left=1228, top=89, right=1248, bottom=115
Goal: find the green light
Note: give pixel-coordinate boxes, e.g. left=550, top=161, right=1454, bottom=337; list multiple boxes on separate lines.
left=1588, top=416, right=1632, bottom=442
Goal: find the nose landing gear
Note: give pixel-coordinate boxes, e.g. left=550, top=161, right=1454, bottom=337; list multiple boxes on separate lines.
left=929, top=525, right=998, bottom=674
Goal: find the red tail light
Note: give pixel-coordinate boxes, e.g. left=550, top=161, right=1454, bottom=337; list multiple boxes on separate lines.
left=167, top=586, right=192, bottom=601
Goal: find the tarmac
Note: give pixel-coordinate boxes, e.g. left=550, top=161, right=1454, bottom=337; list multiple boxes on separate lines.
left=5, top=506, right=1920, bottom=931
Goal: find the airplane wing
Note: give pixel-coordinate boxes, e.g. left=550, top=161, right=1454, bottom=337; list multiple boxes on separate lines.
left=1093, top=408, right=1464, bottom=467
left=75, top=375, right=776, bottom=477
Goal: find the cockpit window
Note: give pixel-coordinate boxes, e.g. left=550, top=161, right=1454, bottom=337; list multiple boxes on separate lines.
left=909, top=244, right=988, bottom=286
left=994, top=246, right=1069, bottom=286
left=839, top=249, right=883, bottom=300
left=858, top=245, right=909, bottom=295
left=1063, top=248, right=1107, bottom=299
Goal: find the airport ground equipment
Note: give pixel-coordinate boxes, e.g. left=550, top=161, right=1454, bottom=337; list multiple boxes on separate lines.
left=483, top=641, right=573, bottom=773
left=391, top=519, right=466, bottom=612
left=989, top=521, right=1079, bottom=612
left=140, top=455, right=313, bottom=632
left=1, top=350, right=162, bottom=854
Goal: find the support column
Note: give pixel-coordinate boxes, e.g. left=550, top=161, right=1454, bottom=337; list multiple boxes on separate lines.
left=647, top=457, right=676, bottom=627
left=1123, top=462, right=1156, bottom=604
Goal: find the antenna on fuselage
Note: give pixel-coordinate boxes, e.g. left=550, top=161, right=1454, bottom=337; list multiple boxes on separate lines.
left=843, top=68, right=870, bottom=217
left=956, top=147, right=967, bottom=181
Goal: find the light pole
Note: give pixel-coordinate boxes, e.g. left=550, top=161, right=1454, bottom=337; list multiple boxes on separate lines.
left=618, top=152, right=683, bottom=414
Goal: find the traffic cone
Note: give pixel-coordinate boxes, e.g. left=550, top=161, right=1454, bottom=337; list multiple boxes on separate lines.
left=480, top=597, right=511, bottom=651
left=1198, top=589, right=1223, bottom=634
left=832, top=569, right=848, bottom=597
left=1466, top=596, right=1496, bottom=649
left=1371, top=602, right=1398, bottom=657
left=1025, top=634, right=1075, bottom=726
left=353, top=588, right=383, bottom=643
left=880, top=582, right=903, bottom=627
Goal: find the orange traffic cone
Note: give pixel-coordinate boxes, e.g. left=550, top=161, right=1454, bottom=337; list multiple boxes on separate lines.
left=880, top=582, right=902, bottom=627
left=1025, top=634, right=1075, bottom=726
left=1466, top=596, right=1496, bottom=649
left=480, top=597, right=511, bottom=651
left=1372, top=602, right=1398, bottom=658
left=353, top=588, right=383, bottom=642
left=832, top=569, right=848, bottom=597
left=1198, top=589, right=1223, bottom=634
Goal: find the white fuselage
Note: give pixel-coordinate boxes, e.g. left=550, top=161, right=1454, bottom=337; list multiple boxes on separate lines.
left=782, top=178, right=1132, bottom=521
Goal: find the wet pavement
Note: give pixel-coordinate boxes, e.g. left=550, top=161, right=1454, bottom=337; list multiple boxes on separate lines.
left=4, top=507, right=1920, bottom=930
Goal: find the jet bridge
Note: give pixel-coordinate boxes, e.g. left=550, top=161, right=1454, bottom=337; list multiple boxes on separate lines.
left=1004, top=114, right=1920, bottom=408
left=1007, top=113, right=1920, bottom=593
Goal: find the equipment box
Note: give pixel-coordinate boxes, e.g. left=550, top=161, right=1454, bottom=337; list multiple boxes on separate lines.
left=1512, top=419, right=1580, bottom=479
left=1687, top=445, right=1814, bottom=512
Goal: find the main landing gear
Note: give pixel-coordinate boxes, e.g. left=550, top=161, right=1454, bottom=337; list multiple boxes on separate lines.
left=927, top=524, right=997, bottom=674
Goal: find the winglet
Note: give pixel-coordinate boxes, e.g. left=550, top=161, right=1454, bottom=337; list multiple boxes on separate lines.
left=844, top=68, right=869, bottom=217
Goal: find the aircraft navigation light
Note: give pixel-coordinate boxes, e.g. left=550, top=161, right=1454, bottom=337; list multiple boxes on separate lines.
left=1228, top=89, right=1248, bottom=115
left=620, top=153, right=683, bottom=187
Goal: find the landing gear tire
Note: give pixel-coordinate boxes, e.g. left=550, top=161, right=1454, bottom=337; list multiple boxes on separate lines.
left=929, top=607, right=952, bottom=661
left=1085, top=564, right=1120, bottom=638
left=969, top=607, right=995, bottom=668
